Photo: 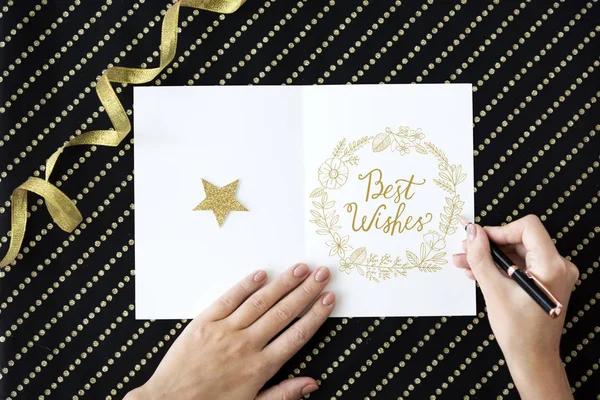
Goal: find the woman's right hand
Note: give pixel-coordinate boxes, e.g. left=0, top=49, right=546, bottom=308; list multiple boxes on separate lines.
left=453, top=215, right=579, bottom=400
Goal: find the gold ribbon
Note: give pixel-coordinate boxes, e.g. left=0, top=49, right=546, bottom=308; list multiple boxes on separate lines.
left=1, top=0, right=246, bottom=269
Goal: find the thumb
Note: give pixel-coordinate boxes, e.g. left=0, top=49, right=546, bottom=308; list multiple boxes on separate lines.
left=465, top=223, right=510, bottom=297
left=256, top=377, right=319, bottom=400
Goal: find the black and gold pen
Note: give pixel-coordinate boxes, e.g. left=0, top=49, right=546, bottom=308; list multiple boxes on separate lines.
left=459, top=217, right=563, bottom=319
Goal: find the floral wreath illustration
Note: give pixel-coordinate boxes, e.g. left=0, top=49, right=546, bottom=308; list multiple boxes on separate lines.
left=309, top=127, right=467, bottom=282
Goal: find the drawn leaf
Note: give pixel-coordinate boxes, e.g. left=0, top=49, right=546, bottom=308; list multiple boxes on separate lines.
left=414, top=144, right=428, bottom=154
left=315, top=220, right=327, bottom=228
left=324, top=201, right=335, bottom=209
left=325, top=211, right=335, bottom=219
left=331, top=215, right=340, bottom=226
left=312, top=201, right=322, bottom=209
left=310, top=210, right=321, bottom=218
left=406, top=250, right=419, bottom=266
left=332, top=139, right=346, bottom=158
left=440, top=214, right=449, bottom=226
left=439, top=171, right=452, bottom=183
left=344, top=136, right=372, bottom=155
left=434, top=179, right=454, bottom=193
left=310, top=187, right=325, bottom=198
left=321, top=192, right=328, bottom=203
left=418, top=263, right=442, bottom=273
left=420, top=242, right=426, bottom=259
left=372, top=133, right=391, bottom=152
left=316, top=229, right=329, bottom=235
left=356, top=266, right=365, bottom=276
left=432, top=252, right=447, bottom=265
left=349, top=247, right=367, bottom=265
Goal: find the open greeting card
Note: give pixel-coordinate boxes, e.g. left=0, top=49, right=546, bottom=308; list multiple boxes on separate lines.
left=134, top=84, right=475, bottom=319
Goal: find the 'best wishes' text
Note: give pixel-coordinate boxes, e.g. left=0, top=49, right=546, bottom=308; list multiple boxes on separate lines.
left=344, top=168, right=433, bottom=236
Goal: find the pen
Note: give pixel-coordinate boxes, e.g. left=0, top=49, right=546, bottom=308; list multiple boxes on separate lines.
left=458, top=216, right=563, bottom=319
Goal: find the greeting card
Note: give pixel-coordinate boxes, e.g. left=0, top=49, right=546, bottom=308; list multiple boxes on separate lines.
left=134, top=84, right=475, bottom=319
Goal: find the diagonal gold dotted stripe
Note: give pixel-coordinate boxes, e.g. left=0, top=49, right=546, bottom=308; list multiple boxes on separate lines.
left=0, top=0, right=155, bottom=173
left=0, top=0, right=94, bottom=87
left=0, top=0, right=15, bottom=21
left=249, top=1, right=336, bottom=85
left=284, top=0, right=372, bottom=85
left=103, top=321, right=186, bottom=399
left=71, top=319, right=154, bottom=398
left=0, top=0, right=47, bottom=49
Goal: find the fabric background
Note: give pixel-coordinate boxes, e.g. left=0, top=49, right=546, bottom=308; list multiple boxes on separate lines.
left=0, top=0, right=598, bottom=399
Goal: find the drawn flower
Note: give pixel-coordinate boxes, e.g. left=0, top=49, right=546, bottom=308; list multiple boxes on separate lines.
left=397, top=126, right=410, bottom=135
left=396, top=141, right=411, bottom=156
left=318, top=158, right=349, bottom=189
left=408, top=128, right=425, bottom=144
left=339, top=258, right=353, bottom=274
left=424, top=231, right=445, bottom=250
left=327, top=233, right=350, bottom=258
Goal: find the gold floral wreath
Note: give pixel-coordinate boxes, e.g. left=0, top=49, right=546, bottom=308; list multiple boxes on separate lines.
left=309, top=127, right=466, bottom=282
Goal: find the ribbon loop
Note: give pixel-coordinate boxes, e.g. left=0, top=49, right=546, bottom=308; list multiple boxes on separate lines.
left=0, top=179, right=81, bottom=269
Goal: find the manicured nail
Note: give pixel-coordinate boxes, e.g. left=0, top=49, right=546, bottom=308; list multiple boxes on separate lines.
left=315, top=267, right=330, bottom=282
left=302, top=384, right=319, bottom=395
left=253, top=270, right=267, bottom=282
left=466, top=223, right=476, bottom=241
left=322, top=292, right=335, bottom=306
left=293, top=263, right=309, bottom=277
left=458, top=215, right=470, bottom=227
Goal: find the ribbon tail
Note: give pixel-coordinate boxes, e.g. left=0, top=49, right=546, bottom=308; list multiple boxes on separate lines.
left=0, top=189, right=28, bottom=269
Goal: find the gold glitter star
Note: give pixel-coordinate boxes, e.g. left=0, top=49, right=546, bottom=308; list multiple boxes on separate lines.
left=193, top=179, right=248, bottom=227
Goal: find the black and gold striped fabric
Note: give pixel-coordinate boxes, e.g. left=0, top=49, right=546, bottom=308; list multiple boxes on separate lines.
left=0, top=1, right=598, bottom=399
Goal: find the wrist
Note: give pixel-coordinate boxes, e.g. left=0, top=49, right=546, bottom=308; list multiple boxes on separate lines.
left=124, top=385, right=152, bottom=400
left=506, top=355, right=572, bottom=400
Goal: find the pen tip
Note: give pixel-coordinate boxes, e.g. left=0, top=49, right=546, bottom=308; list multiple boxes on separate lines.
left=458, top=215, right=471, bottom=227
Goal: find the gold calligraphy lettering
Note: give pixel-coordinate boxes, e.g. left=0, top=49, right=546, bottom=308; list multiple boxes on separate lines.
left=346, top=168, right=432, bottom=237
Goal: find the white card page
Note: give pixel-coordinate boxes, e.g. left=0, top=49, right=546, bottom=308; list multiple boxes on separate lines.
left=134, top=84, right=475, bottom=319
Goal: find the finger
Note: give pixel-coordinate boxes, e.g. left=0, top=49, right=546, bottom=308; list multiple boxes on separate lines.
left=463, top=239, right=520, bottom=255
left=264, top=292, right=335, bottom=362
left=251, top=267, right=331, bottom=343
left=483, top=215, right=558, bottom=259
left=229, top=264, right=310, bottom=329
left=464, top=269, right=476, bottom=280
left=455, top=250, right=524, bottom=269
left=465, top=223, right=511, bottom=298
left=255, top=377, right=319, bottom=400
left=202, top=270, right=268, bottom=321
left=452, top=253, right=469, bottom=269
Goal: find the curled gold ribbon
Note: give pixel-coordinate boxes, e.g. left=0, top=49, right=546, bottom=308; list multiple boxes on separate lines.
left=1, top=0, right=246, bottom=269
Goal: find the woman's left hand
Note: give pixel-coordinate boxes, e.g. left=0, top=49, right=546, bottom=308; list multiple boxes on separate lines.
left=125, top=264, right=335, bottom=400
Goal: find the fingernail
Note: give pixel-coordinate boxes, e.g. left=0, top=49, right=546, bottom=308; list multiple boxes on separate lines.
left=253, top=270, right=267, bottom=282
left=315, top=267, right=330, bottom=282
left=322, top=292, right=335, bottom=306
left=293, top=263, right=309, bottom=277
left=302, top=384, right=319, bottom=395
left=466, top=223, right=476, bottom=241
left=458, top=215, right=470, bottom=227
